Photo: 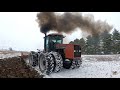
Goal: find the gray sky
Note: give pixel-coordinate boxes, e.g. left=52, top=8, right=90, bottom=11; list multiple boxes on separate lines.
left=0, top=12, right=120, bottom=51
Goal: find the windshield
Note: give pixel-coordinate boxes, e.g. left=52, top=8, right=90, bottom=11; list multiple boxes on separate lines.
left=50, top=36, right=63, bottom=44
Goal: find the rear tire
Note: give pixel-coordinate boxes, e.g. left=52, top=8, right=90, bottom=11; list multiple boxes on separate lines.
left=71, top=59, right=82, bottom=69
left=70, top=60, right=76, bottom=69
left=38, top=53, right=46, bottom=74
left=29, top=51, right=38, bottom=67
left=76, top=59, right=82, bottom=68
left=38, top=52, right=55, bottom=75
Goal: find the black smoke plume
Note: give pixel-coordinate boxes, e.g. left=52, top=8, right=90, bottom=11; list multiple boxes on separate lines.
left=36, top=12, right=113, bottom=36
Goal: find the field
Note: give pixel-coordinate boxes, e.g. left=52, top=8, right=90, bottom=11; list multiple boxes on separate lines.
left=0, top=50, right=120, bottom=78
left=0, top=50, right=42, bottom=78
left=43, top=55, right=120, bottom=78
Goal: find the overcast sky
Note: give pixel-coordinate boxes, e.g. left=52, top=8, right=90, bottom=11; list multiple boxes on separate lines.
left=0, top=12, right=120, bottom=51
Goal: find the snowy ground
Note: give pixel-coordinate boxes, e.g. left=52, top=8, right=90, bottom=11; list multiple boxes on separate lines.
left=1, top=51, right=120, bottom=78
left=0, top=51, right=21, bottom=59
left=43, top=55, right=120, bottom=78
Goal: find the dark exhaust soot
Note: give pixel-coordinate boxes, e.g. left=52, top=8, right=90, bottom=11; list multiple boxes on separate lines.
left=36, top=12, right=113, bottom=36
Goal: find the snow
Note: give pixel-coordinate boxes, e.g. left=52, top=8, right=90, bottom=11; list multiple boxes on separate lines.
left=0, top=51, right=21, bottom=59
left=1, top=51, right=120, bottom=78
left=43, top=55, right=120, bottom=78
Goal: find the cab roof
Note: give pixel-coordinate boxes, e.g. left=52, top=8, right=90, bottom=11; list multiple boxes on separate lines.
left=47, top=33, right=65, bottom=38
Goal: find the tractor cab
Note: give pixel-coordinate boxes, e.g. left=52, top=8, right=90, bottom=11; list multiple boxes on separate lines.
left=44, top=33, right=65, bottom=52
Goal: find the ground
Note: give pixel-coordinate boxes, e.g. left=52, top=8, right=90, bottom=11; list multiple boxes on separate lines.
left=0, top=51, right=21, bottom=59
left=43, top=55, right=120, bottom=78
left=0, top=50, right=120, bottom=78
left=0, top=50, right=42, bottom=78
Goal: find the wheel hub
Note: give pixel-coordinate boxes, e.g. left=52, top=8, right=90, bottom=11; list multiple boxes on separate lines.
left=43, top=60, right=46, bottom=66
left=39, top=56, right=46, bottom=71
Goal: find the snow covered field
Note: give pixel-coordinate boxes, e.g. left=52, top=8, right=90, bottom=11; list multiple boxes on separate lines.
left=1, top=51, right=120, bottom=78
left=44, top=55, right=120, bottom=78
left=0, top=51, right=21, bottom=59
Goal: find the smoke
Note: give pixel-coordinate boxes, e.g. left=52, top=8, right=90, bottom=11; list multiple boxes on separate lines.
left=36, top=12, right=113, bottom=36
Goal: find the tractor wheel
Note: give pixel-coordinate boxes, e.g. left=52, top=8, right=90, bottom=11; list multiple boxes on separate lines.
left=38, top=53, right=46, bottom=74
left=38, top=52, right=55, bottom=75
left=70, top=60, right=76, bottom=69
left=29, top=51, right=37, bottom=67
left=50, top=52, right=63, bottom=73
left=76, top=59, right=82, bottom=68
left=70, top=59, right=82, bottom=69
left=63, top=60, right=72, bottom=69
left=46, top=53, right=55, bottom=75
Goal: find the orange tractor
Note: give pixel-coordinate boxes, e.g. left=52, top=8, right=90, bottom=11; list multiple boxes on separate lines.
left=29, top=33, right=82, bottom=75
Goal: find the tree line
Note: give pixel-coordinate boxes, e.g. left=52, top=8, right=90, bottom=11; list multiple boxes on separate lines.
left=69, top=29, right=120, bottom=55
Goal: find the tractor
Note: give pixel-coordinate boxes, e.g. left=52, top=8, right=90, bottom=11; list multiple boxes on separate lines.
left=29, top=33, right=82, bottom=75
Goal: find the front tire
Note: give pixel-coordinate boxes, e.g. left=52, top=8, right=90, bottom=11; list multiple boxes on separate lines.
left=63, top=60, right=72, bottom=69
left=46, top=53, right=55, bottom=75
left=50, top=52, right=63, bottom=73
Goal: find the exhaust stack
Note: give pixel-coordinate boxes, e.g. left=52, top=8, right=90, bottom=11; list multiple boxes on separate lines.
left=44, top=32, right=47, bottom=52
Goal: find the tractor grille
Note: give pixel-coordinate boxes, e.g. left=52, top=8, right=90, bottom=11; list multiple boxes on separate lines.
left=74, top=45, right=81, bottom=57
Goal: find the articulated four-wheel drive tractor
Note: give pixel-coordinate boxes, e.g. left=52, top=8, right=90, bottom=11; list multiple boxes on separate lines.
left=29, top=33, right=82, bottom=75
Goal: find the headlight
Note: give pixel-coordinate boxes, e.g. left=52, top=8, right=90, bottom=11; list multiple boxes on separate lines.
left=74, top=50, right=76, bottom=52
